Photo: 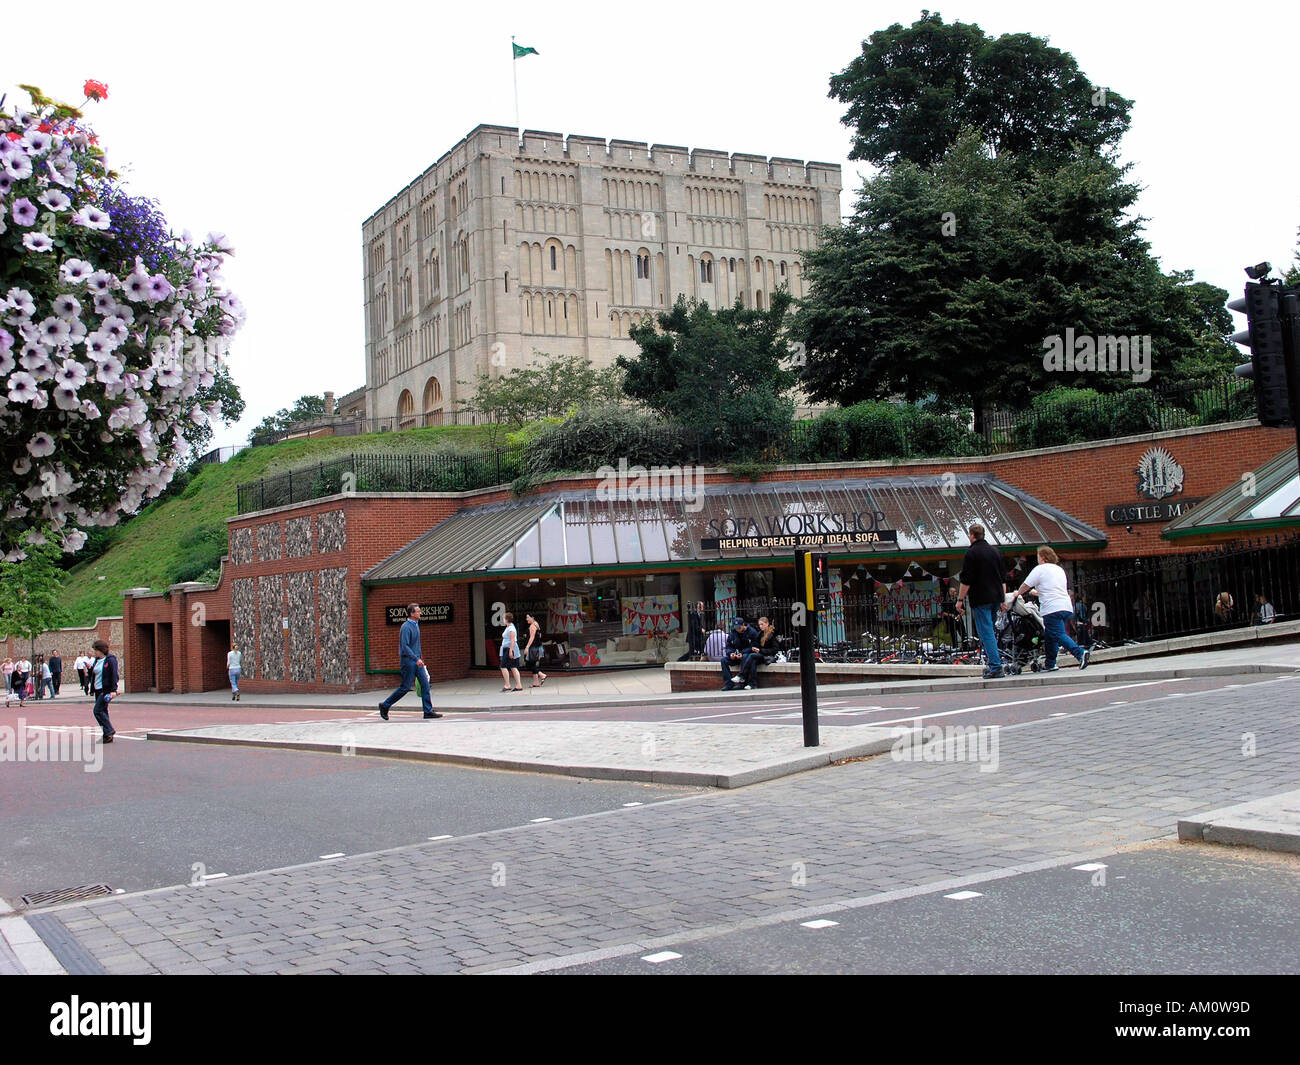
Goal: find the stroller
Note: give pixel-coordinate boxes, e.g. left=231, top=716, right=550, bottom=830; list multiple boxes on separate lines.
left=996, top=592, right=1044, bottom=674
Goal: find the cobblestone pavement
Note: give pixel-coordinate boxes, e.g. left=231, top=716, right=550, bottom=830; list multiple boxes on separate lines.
left=30, top=675, right=1300, bottom=974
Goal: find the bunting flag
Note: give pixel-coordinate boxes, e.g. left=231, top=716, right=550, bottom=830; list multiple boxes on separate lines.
left=512, top=42, right=540, bottom=58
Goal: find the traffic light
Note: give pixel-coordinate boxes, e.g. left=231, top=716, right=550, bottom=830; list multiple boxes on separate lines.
left=1229, top=280, right=1293, bottom=427
left=811, top=552, right=831, bottom=610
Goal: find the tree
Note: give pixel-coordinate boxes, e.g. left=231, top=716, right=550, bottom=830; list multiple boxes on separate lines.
left=830, top=11, right=1133, bottom=168
left=456, top=355, right=625, bottom=443
left=619, top=291, right=798, bottom=448
left=791, top=135, right=1232, bottom=431
left=248, top=395, right=327, bottom=447
left=0, top=542, right=70, bottom=653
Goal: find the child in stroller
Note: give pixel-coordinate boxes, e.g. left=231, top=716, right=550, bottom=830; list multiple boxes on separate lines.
left=996, top=591, right=1044, bottom=674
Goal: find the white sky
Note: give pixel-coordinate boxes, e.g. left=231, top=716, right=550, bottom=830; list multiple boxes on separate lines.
left=9, top=0, right=1299, bottom=450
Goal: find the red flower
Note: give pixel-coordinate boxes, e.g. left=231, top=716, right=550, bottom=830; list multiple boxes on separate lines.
left=83, top=79, right=109, bottom=101
left=38, top=121, right=54, bottom=133
left=4, top=131, right=19, bottom=141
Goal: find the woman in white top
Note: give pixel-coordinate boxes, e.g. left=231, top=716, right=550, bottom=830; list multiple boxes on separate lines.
left=227, top=644, right=242, bottom=701
left=1010, top=546, right=1089, bottom=671
left=499, top=613, right=523, bottom=692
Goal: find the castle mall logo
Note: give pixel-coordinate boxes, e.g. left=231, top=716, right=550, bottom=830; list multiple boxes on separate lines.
left=1136, top=447, right=1184, bottom=501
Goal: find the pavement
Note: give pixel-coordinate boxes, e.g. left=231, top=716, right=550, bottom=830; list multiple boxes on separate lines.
left=1179, top=790, right=1300, bottom=854
left=12, top=668, right=1300, bottom=974
left=147, top=719, right=898, bottom=789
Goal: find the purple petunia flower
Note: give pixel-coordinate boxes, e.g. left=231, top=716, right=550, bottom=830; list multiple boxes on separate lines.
left=3, top=153, right=33, bottom=180
left=12, top=198, right=38, bottom=226
left=71, top=205, right=110, bottom=230
left=52, top=295, right=81, bottom=320
left=37, top=189, right=71, bottom=212
left=56, top=358, right=88, bottom=390
left=146, top=275, right=174, bottom=302
left=22, top=232, right=53, bottom=252
left=7, top=371, right=39, bottom=404
left=26, top=432, right=57, bottom=458
left=60, top=259, right=94, bottom=284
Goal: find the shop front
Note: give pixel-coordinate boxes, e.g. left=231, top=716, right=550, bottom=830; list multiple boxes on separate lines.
left=361, top=472, right=1108, bottom=673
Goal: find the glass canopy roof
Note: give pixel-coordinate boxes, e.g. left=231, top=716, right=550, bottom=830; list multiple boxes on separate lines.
left=1164, top=447, right=1300, bottom=539
left=362, top=474, right=1107, bottom=583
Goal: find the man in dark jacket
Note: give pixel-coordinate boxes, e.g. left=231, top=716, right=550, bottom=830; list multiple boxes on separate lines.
left=90, top=639, right=118, bottom=743
left=956, top=524, right=1007, bottom=679
left=721, top=616, right=760, bottom=690
left=49, top=649, right=62, bottom=696
left=378, top=603, right=443, bottom=720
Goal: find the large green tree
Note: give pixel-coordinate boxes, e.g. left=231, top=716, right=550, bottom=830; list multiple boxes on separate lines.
left=456, top=355, right=625, bottom=437
left=830, top=10, right=1133, bottom=168
left=619, top=292, right=798, bottom=449
left=0, top=542, right=70, bottom=652
left=790, top=135, right=1233, bottom=430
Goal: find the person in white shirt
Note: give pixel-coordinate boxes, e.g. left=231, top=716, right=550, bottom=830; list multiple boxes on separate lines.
left=227, top=644, right=243, bottom=701
left=1256, top=594, right=1276, bottom=625
left=1007, top=546, right=1089, bottom=671
left=74, top=653, right=91, bottom=695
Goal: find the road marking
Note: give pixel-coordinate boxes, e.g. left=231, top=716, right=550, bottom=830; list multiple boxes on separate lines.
left=529, top=817, right=552, bottom=823
left=428, top=835, right=453, bottom=841
left=642, top=951, right=682, bottom=964
left=764, top=704, right=922, bottom=720
left=944, top=891, right=983, bottom=901
left=1050, top=712, right=1070, bottom=717
left=1073, top=863, right=1107, bottom=872
left=801, top=919, right=839, bottom=929
left=669, top=706, right=809, bottom=722
left=622, top=802, right=643, bottom=807
left=318, top=853, right=345, bottom=860
left=866, top=680, right=1189, bottom=727
left=201, top=873, right=228, bottom=881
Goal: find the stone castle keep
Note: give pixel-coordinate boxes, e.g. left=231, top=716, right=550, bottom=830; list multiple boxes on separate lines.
left=362, top=124, right=842, bottom=427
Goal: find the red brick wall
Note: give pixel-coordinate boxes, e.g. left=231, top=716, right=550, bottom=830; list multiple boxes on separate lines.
left=364, top=580, right=472, bottom=686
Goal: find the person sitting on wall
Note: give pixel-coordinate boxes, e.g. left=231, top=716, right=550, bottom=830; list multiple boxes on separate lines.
left=721, top=616, right=760, bottom=691
left=741, top=616, right=781, bottom=688
left=1255, top=593, right=1276, bottom=625
left=1214, top=591, right=1234, bottom=627
left=704, top=623, right=728, bottom=663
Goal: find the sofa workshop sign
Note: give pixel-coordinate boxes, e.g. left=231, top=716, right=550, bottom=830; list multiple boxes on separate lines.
left=702, top=511, right=896, bottom=551
left=386, top=603, right=454, bottom=624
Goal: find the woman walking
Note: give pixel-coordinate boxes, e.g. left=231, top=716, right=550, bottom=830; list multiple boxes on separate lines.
left=499, top=613, right=523, bottom=692
left=89, top=639, right=118, bottom=744
left=2, top=657, right=12, bottom=696
left=523, top=613, right=548, bottom=688
left=1009, top=547, right=1089, bottom=672
left=227, top=643, right=242, bottom=701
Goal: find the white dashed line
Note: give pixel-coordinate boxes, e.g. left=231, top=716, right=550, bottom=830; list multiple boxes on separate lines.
left=529, top=817, right=552, bottom=823
left=622, top=802, right=643, bottom=807
left=201, top=873, right=228, bottom=881
left=428, top=835, right=453, bottom=841
left=867, top=681, right=1186, bottom=727
left=642, top=951, right=682, bottom=964
left=944, top=890, right=983, bottom=901
left=1050, top=712, right=1070, bottom=717
left=1073, top=863, right=1107, bottom=872
left=319, top=853, right=345, bottom=860
left=801, top=919, right=839, bottom=929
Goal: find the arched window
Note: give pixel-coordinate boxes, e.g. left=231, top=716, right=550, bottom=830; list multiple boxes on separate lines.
left=700, top=255, right=713, bottom=284
left=779, top=261, right=787, bottom=277
left=422, top=378, right=443, bottom=425
left=397, top=389, right=415, bottom=430
left=550, top=245, right=557, bottom=271
left=755, top=290, right=763, bottom=310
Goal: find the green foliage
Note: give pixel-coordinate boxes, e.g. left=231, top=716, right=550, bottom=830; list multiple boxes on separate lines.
left=248, top=394, right=329, bottom=447
left=830, top=11, right=1132, bottom=168
left=525, top=406, right=696, bottom=476
left=0, top=542, right=71, bottom=640
left=619, top=292, right=798, bottom=451
left=186, top=366, right=247, bottom=458
left=798, top=402, right=985, bottom=462
left=456, top=356, right=625, bottom=445
left=791, top=133, right=1233, bottom=430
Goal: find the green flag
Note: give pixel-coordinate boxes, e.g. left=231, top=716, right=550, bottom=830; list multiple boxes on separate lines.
left=512, top=43, right=539, bottom=58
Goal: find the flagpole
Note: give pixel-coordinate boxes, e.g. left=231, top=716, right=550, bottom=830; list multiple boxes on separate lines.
left=512, top=35, right=521, bottom=147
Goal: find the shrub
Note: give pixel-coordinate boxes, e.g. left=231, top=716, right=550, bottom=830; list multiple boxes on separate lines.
left=526, top=406, right=697, bottom=476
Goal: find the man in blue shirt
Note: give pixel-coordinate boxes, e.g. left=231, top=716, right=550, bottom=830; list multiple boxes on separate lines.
left=721, top=616, right=760, bottom=691
left=378, top=603, right=443, bottom=720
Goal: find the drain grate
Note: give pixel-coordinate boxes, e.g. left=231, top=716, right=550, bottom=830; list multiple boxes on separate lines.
left=20, top=884, right=113, bottom=908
